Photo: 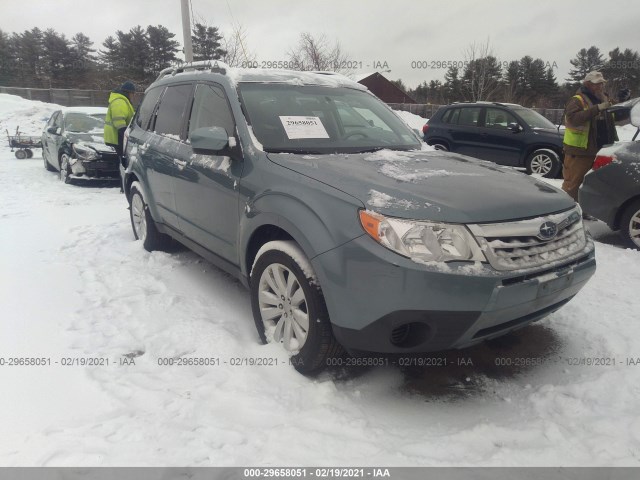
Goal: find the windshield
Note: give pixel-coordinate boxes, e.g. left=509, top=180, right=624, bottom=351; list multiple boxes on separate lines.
left=512, top=107, right=556, bottom=129
left=64, top=113, right=106, bottom=133
left=238, top=84, right=421, bottom=153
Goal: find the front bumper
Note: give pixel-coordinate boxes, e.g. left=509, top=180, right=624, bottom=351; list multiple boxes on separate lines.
left=69, top=155, right=120, bottom=178
left=312, top=235, right=596, bottom=354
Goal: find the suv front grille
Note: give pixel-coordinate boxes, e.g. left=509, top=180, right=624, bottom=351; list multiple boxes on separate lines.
left=468, top=207, right=587, bottom=271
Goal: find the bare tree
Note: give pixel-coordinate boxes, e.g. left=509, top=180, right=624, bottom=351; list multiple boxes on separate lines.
left=462, top=39, right=503, bottom=101
left=222, top=23, right=256, bottom=67
left=287, top=32, right=353, bottom=75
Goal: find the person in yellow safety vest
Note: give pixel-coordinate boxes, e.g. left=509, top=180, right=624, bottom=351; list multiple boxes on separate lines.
left=104, top=80, right=135, bottom=158
left=561, top=71, right=619, bottom=207
left=104, top=80, right=136, bottom=192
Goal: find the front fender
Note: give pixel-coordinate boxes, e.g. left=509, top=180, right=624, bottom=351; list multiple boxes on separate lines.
left=239, top=188, right=364, bottom=278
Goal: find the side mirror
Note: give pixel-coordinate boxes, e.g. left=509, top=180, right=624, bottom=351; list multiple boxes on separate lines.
left=47, top=126, right=61, bottom=135
left=507, top=122, right=522, bottom=133
left=189, top=126, right=229, bottom=154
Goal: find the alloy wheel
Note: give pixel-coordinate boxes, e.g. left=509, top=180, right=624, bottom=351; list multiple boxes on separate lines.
left=258, top=263, right=309, bottom=351
left=131, top=193, right=147, bottom=243
left=628, top=209, right=640, bottom=249
left=529, top=152, right=554, bottom=175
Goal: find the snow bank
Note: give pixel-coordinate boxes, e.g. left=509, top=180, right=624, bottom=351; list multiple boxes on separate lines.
left=0, top=93, right=61, bottom=137
left=2, top=95, right=640, bottom=468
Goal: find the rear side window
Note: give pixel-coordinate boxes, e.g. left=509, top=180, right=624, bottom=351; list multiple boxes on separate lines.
left=442, top=108, right=460, bottom=124
left=188, top=83, right=235, bottom=136
left=153, top=84, right=193, bottom=138
left=136, top=87, right=164, bottom=130
left=458, top=108, right=481, bottom=127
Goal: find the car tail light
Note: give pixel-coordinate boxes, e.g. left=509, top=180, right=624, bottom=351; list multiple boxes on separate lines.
left=592, top=154, right=614, bottom=170
left=422, top=124, right=429, bottom=134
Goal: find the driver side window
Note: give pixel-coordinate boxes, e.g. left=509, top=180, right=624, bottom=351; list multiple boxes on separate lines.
left=188, top=83, right=235, bottom=137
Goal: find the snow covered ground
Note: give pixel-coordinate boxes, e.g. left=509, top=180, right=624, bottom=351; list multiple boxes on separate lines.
left=1, top=94, right=640, bottom=467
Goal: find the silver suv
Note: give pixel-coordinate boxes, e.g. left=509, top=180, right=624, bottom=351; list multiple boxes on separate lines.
left=123, top=61, right=596, bottom=373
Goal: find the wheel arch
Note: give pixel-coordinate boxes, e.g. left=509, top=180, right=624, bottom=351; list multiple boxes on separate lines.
left=240, top=191, right=362, bottom=283
left=524, top=144, right=563, bottom=164
left=613, top=194, right=640, bottom=231
left=426, top=137, right=451, bottom=150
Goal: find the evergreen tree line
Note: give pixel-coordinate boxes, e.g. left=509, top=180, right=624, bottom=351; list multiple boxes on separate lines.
left=1, top=24, right=638, bottom=110
left=0, top=23, right=228, bottom=90
left=401, top=46, right=640, bottom=108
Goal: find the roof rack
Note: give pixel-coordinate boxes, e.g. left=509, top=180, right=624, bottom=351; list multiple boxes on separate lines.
left=155, top=60, right=230, bottom=82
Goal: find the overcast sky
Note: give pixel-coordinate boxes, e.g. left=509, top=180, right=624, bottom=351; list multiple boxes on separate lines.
left=0, top=0, right=638, bottom=88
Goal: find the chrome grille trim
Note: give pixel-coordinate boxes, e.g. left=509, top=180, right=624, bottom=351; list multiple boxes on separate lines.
left=468, top=207, right=587, bottom=271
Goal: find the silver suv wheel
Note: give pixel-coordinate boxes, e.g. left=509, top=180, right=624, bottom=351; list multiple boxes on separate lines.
left=258, top=262, right=309, bottom=351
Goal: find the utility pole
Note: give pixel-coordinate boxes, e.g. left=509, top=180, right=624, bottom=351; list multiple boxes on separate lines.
left=181, top=0, right=193, bottom=62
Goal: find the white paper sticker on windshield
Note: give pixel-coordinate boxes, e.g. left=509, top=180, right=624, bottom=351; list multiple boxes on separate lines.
left=279, top=116, right=329, bottom=139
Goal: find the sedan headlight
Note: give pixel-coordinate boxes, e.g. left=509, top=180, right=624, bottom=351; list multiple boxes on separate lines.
left=359, top=210, right=486, bottom=263
left=72, top=144, right=99, bottom=161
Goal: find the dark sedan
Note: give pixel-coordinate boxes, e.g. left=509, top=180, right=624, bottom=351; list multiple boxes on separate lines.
left=423, top=102, right=564, bottom=178
left=42, top=107, right=120, bottom=183
left=579, top=100, right=640, bottom=249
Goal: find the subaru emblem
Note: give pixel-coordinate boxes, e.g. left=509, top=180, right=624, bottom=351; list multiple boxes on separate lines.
left=538, top=221, right=557, bottom=240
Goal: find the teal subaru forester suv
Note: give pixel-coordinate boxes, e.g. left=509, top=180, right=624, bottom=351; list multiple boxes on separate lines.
left=123, top=61, right=595, bottom=373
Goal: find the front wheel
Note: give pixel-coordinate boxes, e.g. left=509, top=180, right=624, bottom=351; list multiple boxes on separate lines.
left=15, top=150, right=27, bottom=159
left=620, top=199, right=640, bottom=250
left=59, top=153, right=72, bottom=184
left=526, top=149, right=561, bottom=178
left=428, top=142, right=449, bottom=151
left=250, top=241, right=343, bottom=374
left=43, top=150, right=55, bottom=171
left=129, top=182, right=170, bottom=251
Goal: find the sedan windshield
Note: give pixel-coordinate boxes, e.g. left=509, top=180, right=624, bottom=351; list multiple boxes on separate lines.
left=512, top=107, right=556, bottom=129
left=238, top=84, right=421, bottom=153
left=64, top=113, right=106, bottom=133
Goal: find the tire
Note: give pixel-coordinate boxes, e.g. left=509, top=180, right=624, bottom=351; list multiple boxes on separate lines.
left=25, top=149, right=33, bottom=158
left=620, top=199, right=640, bottom=250
left=428, top=142, right=449, bottom=151
left=526, top=149, right=561, bottom=178
left=250, top=241, right=343, bottom=374
left=15, top=150, right=27, bottom=159
left=43, top=150, right=55, bottom=171
left=59, top=153, right=72, bottom=184
left=129, top=181, right=170, bottom=251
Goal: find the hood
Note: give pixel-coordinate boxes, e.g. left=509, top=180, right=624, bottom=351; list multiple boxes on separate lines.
left=533, top=127, right=564, bottom=138
left=266, top=149, right=574, bottom=223
left=66, top=133, right=113, bottom=154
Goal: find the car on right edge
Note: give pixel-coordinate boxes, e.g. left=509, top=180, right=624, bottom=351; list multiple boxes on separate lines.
left=579, top=99, right=640, bottom=249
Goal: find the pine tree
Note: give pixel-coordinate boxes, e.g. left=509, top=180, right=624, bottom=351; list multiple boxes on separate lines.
left=191, top=23, right=227, bottom=61
left=602, top=47, right=640, bottom=98
left=69, top=33, right=95, bottom=88
left=567, top=46, right=605, bottom=85
left=0, top=29, right=13, bottom=85
left=12, top=28, right=43, bottom=86
left=443, top=65, right=463, bottom=102
left=147, top=25, right=179, bottom=74
left=99, top=35, right=121, bottom=71
left=42, top=29, right=72, bottom=87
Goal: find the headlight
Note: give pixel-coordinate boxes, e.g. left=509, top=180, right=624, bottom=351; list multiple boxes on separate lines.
left=72, top=144, right=99, bottom=161
left=359, top=210, right=486, bottom=263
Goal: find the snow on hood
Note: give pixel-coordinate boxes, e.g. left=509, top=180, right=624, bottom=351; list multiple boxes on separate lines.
left=267, top=149, right=574, bottom=223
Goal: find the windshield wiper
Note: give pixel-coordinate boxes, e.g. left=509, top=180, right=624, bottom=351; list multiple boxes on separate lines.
left=264, top=148, right=324, bottom=154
